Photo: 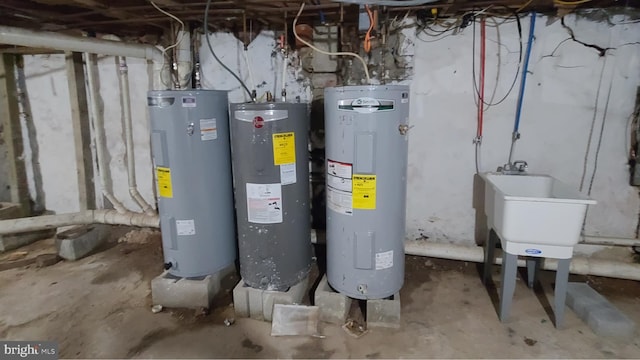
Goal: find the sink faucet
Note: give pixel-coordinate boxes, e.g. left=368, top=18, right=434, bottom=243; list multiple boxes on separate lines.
left=497, top=160, right=528, bottom=175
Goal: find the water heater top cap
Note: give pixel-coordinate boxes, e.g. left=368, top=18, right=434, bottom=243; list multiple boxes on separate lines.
left=148, top=89, right=229, bottom=96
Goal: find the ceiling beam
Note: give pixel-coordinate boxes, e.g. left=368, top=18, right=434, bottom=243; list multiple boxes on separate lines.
left=67, top=0, right=165, bottom=29
left=0, top=46, right=64, bottom=54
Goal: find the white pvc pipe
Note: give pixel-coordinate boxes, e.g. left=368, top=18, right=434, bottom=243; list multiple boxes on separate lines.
left=118, top=57, right=155, bottom=216
left=581, top=235, right=640, bottom=247
left=243, top=48, right=256, bottom=95
left=175, top=30, right=192, bottom=89
left=404, top=240, right=640, bottom=281
left=0, top=25, right=162, bottom=62
left=0, top=25, right=168, bottom=90
left=84, top=52, right=128, bottom=214
left=92, top=209, right=159, bottom=228
left=0, top=210, right=159, bottom=235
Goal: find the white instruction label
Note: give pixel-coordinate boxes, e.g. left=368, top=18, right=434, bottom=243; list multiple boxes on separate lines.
left=375, top=250, right=394, bottom=270
left=176, top=219, right=196, bottom=236
left=280, top=163, right=297, bottom=185
left=200, top=118, right=217, bottom=141
left=246, top=183, right=283, bottom=224
left=182, top=96, right=197, bottom=107
left=328, top=160, right=352, bottom=178
left=327, top=160, right=353, bottom=215
left=327, top=172, right=352, bottom=192
left=327, top=187, right=353, bottom=216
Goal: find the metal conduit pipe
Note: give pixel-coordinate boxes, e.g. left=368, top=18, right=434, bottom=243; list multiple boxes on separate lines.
left=84, top=52, right=128, bottom=214
left=0, top=25, right=168, bottom=90
left=0, top=210, right=158, bottom=235
left=405, top=241, right=640, bottom=282
left=118, top=56, right=155, bottom=216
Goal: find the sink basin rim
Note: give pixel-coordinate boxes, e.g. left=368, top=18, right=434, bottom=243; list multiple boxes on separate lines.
left=481, top=172, right=596, bottom=205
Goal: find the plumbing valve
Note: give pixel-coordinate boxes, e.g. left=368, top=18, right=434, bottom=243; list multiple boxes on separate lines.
left=498, top=160, right=528, bottom=175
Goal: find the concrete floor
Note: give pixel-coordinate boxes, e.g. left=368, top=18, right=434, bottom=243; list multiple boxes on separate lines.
left=1, top=227, right=640, bottom=358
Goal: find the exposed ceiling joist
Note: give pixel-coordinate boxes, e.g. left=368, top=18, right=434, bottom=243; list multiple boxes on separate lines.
left=0, top=0, right=638, bottom=51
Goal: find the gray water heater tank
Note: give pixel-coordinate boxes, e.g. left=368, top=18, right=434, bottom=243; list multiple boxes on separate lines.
left=324, top=85, right=410, bottom=300
left=148, top=90, right=236, bottom=278
left=230, top=102, right=312, bottom=291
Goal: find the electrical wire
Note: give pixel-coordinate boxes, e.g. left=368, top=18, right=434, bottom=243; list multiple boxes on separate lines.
left=471, top=12, right=523, bottom=108
left=293, top=2, right=371, bottom=83
left=150, top=1, right=185, bottom=55
left=414, top=14, right=459, bottom=41
left=415, top=30, right=455, bottom=43
left=477, top=17, right=486, bottom=140
left=483, top=17, right=500, bottom=107
left=554, top=0, right=592, bottom=5
left=579, top=58, right=607, bottom=192
left=515, top=0, right=534, bottom=13
left=581, top=74, right=612, bottom=230
left=474, top=17, right=486, bottom=174
left=587, top=76, right=613, bottom=196
left=204, top=0, right=253, bottom=99
left=364, top=5, right=375, bottom=53
left=335, top=0, right=439, bottom=6
left=150, top=0, right=186, bottom=88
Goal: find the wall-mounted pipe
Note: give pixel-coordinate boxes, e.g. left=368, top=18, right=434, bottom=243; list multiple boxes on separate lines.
left=118, top=57, right=155, bottom=216
left=281, top=52, right=288, bottom=102
left=474, top=18, right=486, bottom=174
left=0, top=26, right=161, bottom=60
left=308, top=233, right=640, bottom=280
left=507, top=12, right=536, bottom=165
left=175, top=29, right=192, bottom=89
left=0, top=25, right=168, bottom=90
left=477, top=17, right=486, bottom=139
left=405, top=240, right=640, bottom=282
left=0, top=210, right=159, bottom=235
left=581, top=235, right=640, bottom=247
left=85, top=52, right=128, bottom=213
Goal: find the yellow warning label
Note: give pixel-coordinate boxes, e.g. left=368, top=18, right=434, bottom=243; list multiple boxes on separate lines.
left=352, top=174, right=376, bottom=210
left=272, top=132, right=296, bottom=165
left=156, top=166, right=173, bottom=198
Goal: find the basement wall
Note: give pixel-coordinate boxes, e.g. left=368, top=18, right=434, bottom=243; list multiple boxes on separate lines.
left=19, top=14, right=640, bottom=250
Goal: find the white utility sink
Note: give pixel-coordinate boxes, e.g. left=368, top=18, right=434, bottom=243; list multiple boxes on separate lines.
left=482, top=173, right=596, bottom=259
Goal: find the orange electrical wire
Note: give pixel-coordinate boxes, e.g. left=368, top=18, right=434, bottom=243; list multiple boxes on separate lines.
left=364, top=5, right=374, bottom=53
